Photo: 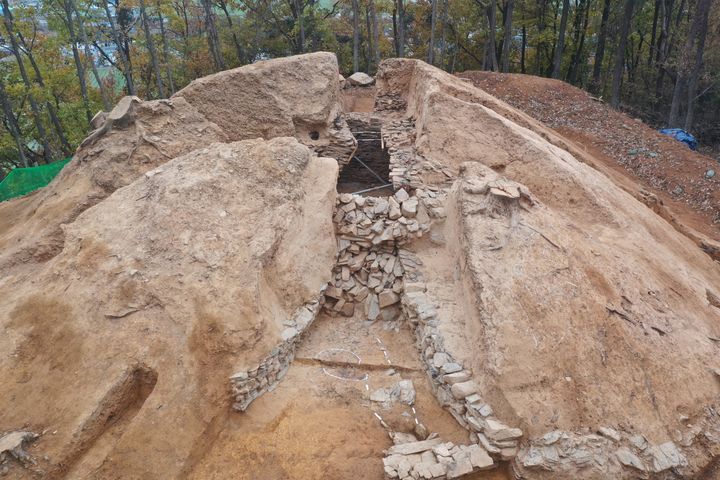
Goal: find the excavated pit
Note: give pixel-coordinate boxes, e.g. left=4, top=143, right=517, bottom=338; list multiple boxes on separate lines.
left=337, top=114, right=392, bottom=196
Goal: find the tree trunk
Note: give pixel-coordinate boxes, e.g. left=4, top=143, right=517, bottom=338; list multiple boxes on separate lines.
left=15, top=31, right=71, bottom=155
left=396, top=0, right=405, bottom=57
left=102, top=0, right=135, bottom=95
left=157, top=4, right=176, bottom=95
left=139, top=0, right=165, bottom=97
left=682, top=0, right=712, bottom=130
left=521, top=24, right=526, bottom=73
left=369, top=0, right=380, bottom=69
left=71, top=0, right=112, bottom=111
left=60, top=0, right=92, bottom=122
left=292, top=0, right=306, bottom=53
left=351, top=0, right=360, bottom=71
left=551, top=0, right=570, bottom=78
left=500, top=0, right=514, bottom=72
left=218, top=0, right=244, bottom=64
left=534, top=0, right=548, bottom=74
left=201, top=0, right=225, bottom=70
left=485, top=1, right=499, bottom=71
left=2, top=0, right=53, bottom=163
left=668, top=0, right=698, bottom=126
left=567, top=0, right=590, bottom=84
left=591, top=0, right=611, bottom=92
left=429, top=0, right=438, bottom=64
left=648, top=0, right=660, bottom=65
left=611, top=0, right=635, bottom=107
left=439, top=0, right=449, bottom=67
left=0, top=76, right=28, bottom=167
left=365, top=6, right=372, bottom=72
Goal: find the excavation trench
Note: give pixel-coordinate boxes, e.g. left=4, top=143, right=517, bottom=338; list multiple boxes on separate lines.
left=217, top=99, right=516, bottom=480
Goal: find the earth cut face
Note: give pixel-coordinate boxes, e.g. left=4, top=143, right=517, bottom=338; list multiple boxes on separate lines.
left=1, top=52, right=719, bottom=480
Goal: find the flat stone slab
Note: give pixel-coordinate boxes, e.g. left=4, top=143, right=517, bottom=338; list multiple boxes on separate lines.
left=388, top=438, right=444, bottom=456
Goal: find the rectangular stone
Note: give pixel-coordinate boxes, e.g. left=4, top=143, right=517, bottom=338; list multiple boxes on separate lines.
left=387, top=438, right=444, bottom=456
left=379, top=290, right=400, bottom=308
left=450, top=381, right=478, bottom=400
left=442, top=371, right=471, bottom=385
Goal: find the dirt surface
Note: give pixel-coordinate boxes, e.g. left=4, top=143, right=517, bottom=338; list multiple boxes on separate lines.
left=4, top=53, right=720, bottom=480
left=189, top=312, right=512, bottom=480
left=456, top=72, right=720, bottom=240
left=377, top=57, right=720, bottom=477
left=0, top=137, right=337, bottom=479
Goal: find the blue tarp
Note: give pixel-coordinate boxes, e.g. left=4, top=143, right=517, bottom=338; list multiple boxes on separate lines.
left=659, top=128, right=698, bottom=150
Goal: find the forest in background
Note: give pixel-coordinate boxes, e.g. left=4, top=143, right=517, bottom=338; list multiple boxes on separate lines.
left=0, top=0, right=717, bottom=174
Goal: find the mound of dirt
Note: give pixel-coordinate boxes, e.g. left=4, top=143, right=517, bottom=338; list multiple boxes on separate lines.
left=456, top=72, right=720, bottom=241
left=0, top=96, right=227, bottom=276
left=4, top=52, right=720, bottom=480
left=173, top=52, right=356, bottom=164
left=0, top=55, right=342, bottom=480
left=376, top=58, right=720, bottom=478
left=0, top=137, right=336, bottom=479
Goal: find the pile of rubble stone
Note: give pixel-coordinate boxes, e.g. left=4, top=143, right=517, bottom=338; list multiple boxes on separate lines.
left=324, top=189, right=430, bottom=319
left=383, top=438, right=494, bottom=479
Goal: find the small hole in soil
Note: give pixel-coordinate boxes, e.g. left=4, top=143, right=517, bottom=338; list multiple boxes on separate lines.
left=337, top=115, right=391, bottom=195
left=309, top=131, right=320, bottom=140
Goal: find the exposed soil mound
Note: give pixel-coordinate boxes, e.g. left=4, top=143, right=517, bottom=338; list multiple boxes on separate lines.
left=375, top=58, right=720, bottom=478
left=457, top=72, right=720, bottom=241
left=3, top=53, right=720, bottom=480
left=0, top=55, right=342, bottom=480
left=0, top=137, right=336, bottom=479
left=173, top=52, right=356, bottom=164
left=0, top=97, right=227, bottom=276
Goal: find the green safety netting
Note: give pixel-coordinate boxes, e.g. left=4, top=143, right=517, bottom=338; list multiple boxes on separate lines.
left=0, top=157, right=72, bottom=203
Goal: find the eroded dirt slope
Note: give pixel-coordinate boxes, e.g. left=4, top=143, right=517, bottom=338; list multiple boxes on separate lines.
left=456, top=72, right=720, bottom=241
left=0, top=137, right=336, bottom=479
left=374, top=58, right=720, bottom=478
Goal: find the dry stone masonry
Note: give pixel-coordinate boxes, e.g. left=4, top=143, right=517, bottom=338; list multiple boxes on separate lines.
left=324, top=189, right=431, bottom=320
left=230, top=298, right=322, bottom=411
left=515, top=428, right=687, bottom=478
left=401, top=287, right=524, bottom=463
left=383, top=438, right=494, bottom=479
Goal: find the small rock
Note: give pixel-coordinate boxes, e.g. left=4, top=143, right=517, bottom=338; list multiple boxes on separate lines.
left=450, top=381, right=478, bottom=399
left=388, top=438, right=444, bottom=455
left=616, top=447, right=646, bottom=472
left=432, top=352, right=450, bottom=368
left=347, top=71, right=375, bottom=87
left=395, top=188, right=410, bottom=203
left=379, top=290, right=400, bottom=308
left=415, top=423, right=429, bottom=440
left=393, top=432, right=418, bottom=445
left=280, top=327, right=298, bottom=341
left=397, top=379, right=416, bottom=405
left=340, top=301, right=355, bottom=317
left=441, top=362, right=463, bottom=374
left=442, top=371, right=471, bottom=385
left=446, top=455, right=473, bottom=478
left=467, top=444, right=494, bottom=469
left=370, top=388, right=391, bottom=403
left=366, top=294, right=380, bottom=321
left=484, top=418, right=523, bottom=441
left=402, top=198, right=418, bottom=218
left=598, top=426, right=621, bottom=443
